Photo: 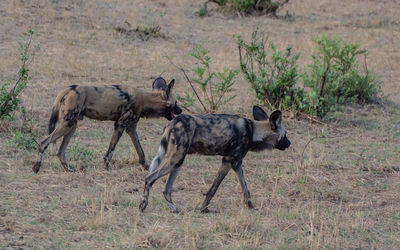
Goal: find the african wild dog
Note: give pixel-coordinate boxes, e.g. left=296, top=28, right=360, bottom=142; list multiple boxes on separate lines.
left=139, top=106, right=291, bottom=213
left=32, top=77, right=182, bottom=173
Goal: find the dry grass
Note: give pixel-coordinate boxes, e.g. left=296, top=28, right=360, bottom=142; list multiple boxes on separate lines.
left=1, top=0, right=400, bottom=249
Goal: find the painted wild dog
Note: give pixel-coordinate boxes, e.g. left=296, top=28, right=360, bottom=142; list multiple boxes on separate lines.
left=139, top=106, right=290, bottom=213
left=32, top=77, right=182, bottom=173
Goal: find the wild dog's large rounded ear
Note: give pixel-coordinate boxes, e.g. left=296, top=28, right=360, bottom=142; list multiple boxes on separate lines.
left=165, top=79, right=175, bottom=98
left=152, top=77, right=167, bottom=90
left=253, top=106, right=268, bottom=121
left=269, top=110, right=282, bottom=130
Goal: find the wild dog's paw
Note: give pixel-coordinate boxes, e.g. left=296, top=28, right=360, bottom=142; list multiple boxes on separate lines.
left=141, top=161, right=150, bottom=171
left=103, top=157, right=111, bottom=171
left=63, top=165, right=75, bottom=172
left=200, top=207, right=210, bottom=214
left=167, top=202, right=179, bottom=214
left=139, top=200, right=148, bottom=212
left=32, top=162, right=41, bottom=173
left=247, top=200, right=258, bottom=210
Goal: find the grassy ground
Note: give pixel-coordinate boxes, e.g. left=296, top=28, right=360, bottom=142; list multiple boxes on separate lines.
left=1, top=0, right=400, bottom=249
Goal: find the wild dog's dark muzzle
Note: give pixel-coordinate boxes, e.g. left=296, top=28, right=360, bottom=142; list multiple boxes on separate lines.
left=174, top=105, right=182, bottom=115
left=276, top=135, right=291, bottom=151
left=165, top=105, right=182, bottom=121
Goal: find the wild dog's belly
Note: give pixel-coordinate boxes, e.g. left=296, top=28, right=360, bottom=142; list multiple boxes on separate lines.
left=83, top=106, right=122, bottom=121
left=187, top=142, right=229, bottom=155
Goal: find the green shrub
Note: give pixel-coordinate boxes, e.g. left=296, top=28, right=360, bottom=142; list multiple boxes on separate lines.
left=345, top=69, right=381, bottom=103
left=303, top=36, right=381, bottom=117
left=181, top=43, right=238, bottom=113
left=231, top=0, right=256, bottom=13
left=237, top=30, right=304, bottom=110
left=7, top=131, right=37, bottom=150
left=237, top=31, right=381, bottom=119
left=0, top=30, right=38, bottom=121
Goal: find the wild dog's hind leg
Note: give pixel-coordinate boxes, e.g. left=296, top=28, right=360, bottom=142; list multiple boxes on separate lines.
left=104, top=122, right=125, bottom=170
left=231, top=160, right=254, bottom=209
left=200, top=157, right=232, bottom=213
left=126, top=123, right=148, bottom=170
left=139, top=145, right=185, bottom=212
left=163, top=168, right=181, bottom=213
left=57, top=124, right=77, bottom=172
left=33, top=121, right=75, bottom=173
left=139, top=162, right=175, bottom=212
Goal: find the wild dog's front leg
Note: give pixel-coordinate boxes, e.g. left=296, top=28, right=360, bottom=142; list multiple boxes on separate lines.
left=104, top=122, right=125, bottom=170
left=231, top=160, right=255, bottom=209
left=126, top=124, right=149, bottom=170
left=200, top=158, right=231, bottom=213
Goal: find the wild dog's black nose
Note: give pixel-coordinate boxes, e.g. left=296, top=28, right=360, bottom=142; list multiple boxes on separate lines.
left=276, top=136, right=291, bottom=151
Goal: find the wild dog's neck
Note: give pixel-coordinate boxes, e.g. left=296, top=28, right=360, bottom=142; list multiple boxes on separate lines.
left=138, top=91, right=166, bottom=118
left=250, top=120, right=278, bottom=152
left=251, top=120, right=270, bottom=142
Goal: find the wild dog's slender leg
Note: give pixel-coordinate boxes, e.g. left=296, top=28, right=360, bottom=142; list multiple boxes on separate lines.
left=103, top=122, right=125, bottom=170
left=57, top=124, right=77, bottom=172
left=200, top=157, right=232, bottom=213
left=139, top=163, right=176, bottom=212
left=33, top=121, right=75, bottom=173
left=231, top=160, right=254, bottom=209
left=126, top=123, right=148, bottom=170
left=163, top=169, right=180, bottom=213
left=139, top=145, right=185, bottom=212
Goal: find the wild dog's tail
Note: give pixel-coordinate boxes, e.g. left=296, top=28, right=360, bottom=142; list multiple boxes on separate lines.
left=149, top=137, right=168, bottom=173
left=48, top=88, right=71, bottom=134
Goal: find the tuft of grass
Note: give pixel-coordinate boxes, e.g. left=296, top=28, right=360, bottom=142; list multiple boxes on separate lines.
left=66, top=142, right=96, bottom=169
left=7, top=130, right=37, bottom=150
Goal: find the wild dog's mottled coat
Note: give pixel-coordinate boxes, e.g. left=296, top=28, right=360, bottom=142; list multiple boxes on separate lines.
left=33, top=77, right=182, bottom=173
left=139, top=106, right=291, bottom=213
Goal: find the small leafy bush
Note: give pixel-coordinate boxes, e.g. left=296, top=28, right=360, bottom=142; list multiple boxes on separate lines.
left=0, top=30, right=38, bottom=121
left=179, top=43, right=239, bottom=113
left=237, top=30, right=381, bottom=119
left=303, top=36, right=381, bottom=117
left=114, top=8, right=166, bottom=41
left=345, top=69, right=381, bottom=103
left=237, top=30, right=304, bottom=110
left=7, top=131, right=37, bottom=150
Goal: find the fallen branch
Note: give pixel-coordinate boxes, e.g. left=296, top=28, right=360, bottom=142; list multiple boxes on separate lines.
left=296, top=112, right=326, bottom=125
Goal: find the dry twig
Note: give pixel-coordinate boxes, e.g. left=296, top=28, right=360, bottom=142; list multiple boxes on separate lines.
left=165, top=56, right=208, bottom=113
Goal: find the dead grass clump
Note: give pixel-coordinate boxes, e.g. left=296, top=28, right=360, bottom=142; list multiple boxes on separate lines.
left=79, top=185, right=118, bottom=231
left=114, top=22, right=165, bottom=42
left=200, top=0, right=289, bottom=17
